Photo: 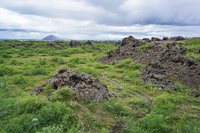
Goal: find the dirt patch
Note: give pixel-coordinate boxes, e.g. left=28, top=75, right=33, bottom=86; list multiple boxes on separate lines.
left=97, top=36, right=200, bottom=90
left=31, top=68, right=115, bottom=102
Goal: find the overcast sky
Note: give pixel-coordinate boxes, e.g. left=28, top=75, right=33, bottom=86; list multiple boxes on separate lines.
left=0, top=0, right=200, bottom=40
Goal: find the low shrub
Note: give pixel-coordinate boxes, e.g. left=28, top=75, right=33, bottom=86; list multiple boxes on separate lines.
left=67, top=56, right=90, bottom=67
left=60, top=47, right=85, bottom=57
left=153, top=93, right=180, bottom=116
left=39, top=58, right=47, bottom=65
left=43, top=83, right=54, bottom=94
left=62, top=107, right=77, bottom=131
left=0, top=57, right=5, bottom=64
left=128, top=98, right=149, bottom=109
left=103, top=97, right=132, bottom=117
left=2, top=53, right=12, bottom=58
left=83, top=113, right=102, bottom=132
left=49, top=86, right=75, bottom=102
left=116, top=58, right=133, bottom=68
left=175, top=82, right=187, bottom=92
left=16, top=95, right=48, bottom=114
left=12, top=75, right=27, bottom=85
left=174, top=118, right=200, bottom=133
left=10, top=59, right=24, bottom=65
left=122, top=70, right=143, bottom=83
left=139, top=43, right=149, bottom=52
left=187, top=53, right=200, bottom=62
left=38, top=102, right=67, bottom=126
left=24, top=67, right=48, bottom=76
left=94, top=64, right=110, bottom=69
left=0, top=65, right=20, bottom=76
left=78, top=67, right=101, bottom=77
left=51, top=57, right=66, bottom=64
left=122, top=113, right=169, bottom=133
left=4, top=114, right=38, bottom=133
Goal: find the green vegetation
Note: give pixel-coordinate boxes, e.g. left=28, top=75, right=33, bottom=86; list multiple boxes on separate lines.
left=139, top=42, right=154, bottom=52
left=184, top=38, right=200, bottom=62
left=0, top=40, right=200, bottom=133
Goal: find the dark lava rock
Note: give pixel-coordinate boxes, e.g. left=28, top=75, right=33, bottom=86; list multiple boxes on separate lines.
left=31, top=69, right=115, bottom=102
left=114, top=41, right=122, bottom=47
left=142, top=38, right=151, bottom=42
left=162, top=37, right=169, bottom=40
left=69, top=40, right=101, bottom=50
left=97, top=36, right=200, bottom=90
left=121, top=36, right=145, bottom=46
left=151, top=37, right=162, bottom=41
left=170, top=36, right=185, bottom=41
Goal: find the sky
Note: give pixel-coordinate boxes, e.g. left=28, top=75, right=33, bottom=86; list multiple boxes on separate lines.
left=0, top=0, right=200, bottom=40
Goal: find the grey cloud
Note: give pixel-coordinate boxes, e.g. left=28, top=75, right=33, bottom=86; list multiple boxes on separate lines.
left=88, top=0, right=200, bottom=26
left=0, top=28, right=50, bottom=33
left=1, top=0, right=200, bottom=26
left=85, top=0, right=126, bottom=13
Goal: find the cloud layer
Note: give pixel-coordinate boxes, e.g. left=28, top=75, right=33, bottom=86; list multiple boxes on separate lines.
left=0, top=0, right=200, bottom=39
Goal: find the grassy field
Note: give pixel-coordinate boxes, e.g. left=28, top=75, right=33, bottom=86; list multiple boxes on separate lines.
left=0, top=40, right=200, bottom=133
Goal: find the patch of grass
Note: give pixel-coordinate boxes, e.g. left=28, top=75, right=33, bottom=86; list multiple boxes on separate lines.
left=139, top=43, right=149, bottom=52
left=43, top=83, right=54, bottom=94
left=0, top=65, right=21, bottom=76
left=38, top=102, right=67, bottom=126
left=4, top=114, right=38, bottom=133
left=24, top=67, right=48, bottom=76
left=78, top=67, right=101, bottom=77
left=122, top=113, right=169, bottom=133
left=128, top=98, right=149, bottom=109
left=50, top=57, right=66, bottom=64
left=67, top=56, right=89, bottom=67
left=12, top=75, right=27, bottom=87
left=16, top=95, right=48, bottom=114
left=10, top=59, right=24, bottom=65
left=116, top=58, right=133, bottom=68
left=49, top=86, right=76, bottom=102
left=0, top=57, right=5, bottom=64
left=103, top=97, right=132, bottom=117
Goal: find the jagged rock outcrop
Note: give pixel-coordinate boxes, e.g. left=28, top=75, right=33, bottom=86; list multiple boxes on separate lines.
left=31, top=69, right=115, bottom=102
left=142, top=38, right=151, bottom=42
left=97, top=36, right=200, bottom=90
left=114, top=41, right=122, bottom=47
left=162, top=37, right=169, bottom=40
left=151, top=37, right=162, bottom=41
left=170, top=36, right=185, bottom=41
left=121, top=36, right=146, bottom=46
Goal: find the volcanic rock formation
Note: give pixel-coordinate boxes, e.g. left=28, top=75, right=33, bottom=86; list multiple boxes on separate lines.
left=31, top=68, right=115, bottom=102
left=97, top=36, right=200, bottom=90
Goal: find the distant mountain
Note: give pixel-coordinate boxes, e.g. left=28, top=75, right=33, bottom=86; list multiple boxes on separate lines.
left=42, top=35, right=71, bottom=41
